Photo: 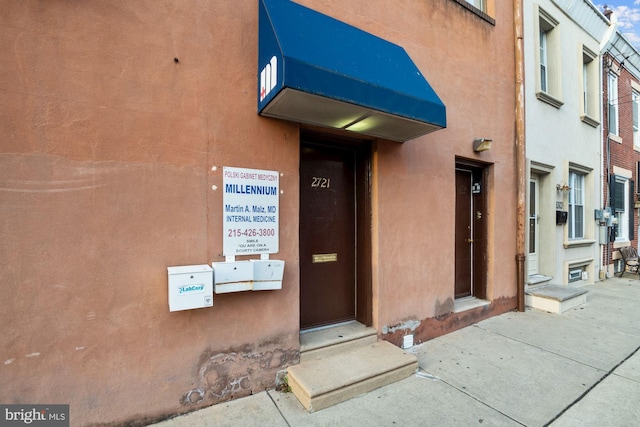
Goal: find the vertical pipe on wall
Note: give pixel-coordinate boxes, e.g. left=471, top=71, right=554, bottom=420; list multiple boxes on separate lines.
left=514, top=0, right=526, bottom=312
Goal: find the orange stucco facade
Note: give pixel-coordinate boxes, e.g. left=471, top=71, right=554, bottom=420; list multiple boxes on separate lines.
left=1, top=1, right=518, bottom=424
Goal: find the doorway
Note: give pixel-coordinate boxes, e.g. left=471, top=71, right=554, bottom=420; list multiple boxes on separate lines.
left=528, top=175, right=540, bottom=276
left=299, top=133, right=372, bottom=330
left=454, top=163, right=487, bottom=300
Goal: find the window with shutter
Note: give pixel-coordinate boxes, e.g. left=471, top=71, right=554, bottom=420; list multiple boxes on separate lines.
left=612, top=176, right=625, bottom=212
left=611, top=175, right=630, bottom=241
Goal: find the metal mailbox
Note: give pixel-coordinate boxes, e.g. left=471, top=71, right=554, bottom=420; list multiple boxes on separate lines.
left=251, top=259, right=285, bottom=291
left=213, top=261, right=253, bottom=294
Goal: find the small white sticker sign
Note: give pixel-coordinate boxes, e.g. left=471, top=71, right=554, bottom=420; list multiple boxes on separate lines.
left=223, top=167, right=279, bottom=256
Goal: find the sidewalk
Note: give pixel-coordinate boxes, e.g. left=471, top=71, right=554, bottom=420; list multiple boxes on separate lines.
left=152, top=276, right=640, bottom=426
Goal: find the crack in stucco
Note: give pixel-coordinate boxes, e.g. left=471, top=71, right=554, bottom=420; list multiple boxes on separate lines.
left=381, top=319, right=421, bottom=335
left=184, top=343, right=298, bottom=406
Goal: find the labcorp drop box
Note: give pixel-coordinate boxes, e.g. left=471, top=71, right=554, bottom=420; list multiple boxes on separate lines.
left=167, top=264, right=213, bottom=311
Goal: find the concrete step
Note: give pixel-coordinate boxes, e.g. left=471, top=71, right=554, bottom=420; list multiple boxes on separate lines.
left=300, top=321, right=378, bottom=362
left=525, top=284, right=588, bottom=313
left=287, top=340, right=418, bottom=412
left=528, top=274, right=553, bottom=285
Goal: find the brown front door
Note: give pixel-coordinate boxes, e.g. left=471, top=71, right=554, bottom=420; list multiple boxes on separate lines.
left=455, top=168, right=473, bottom=298
left=299, top=140, right=359, bottom=329
left=455, top=163, right=488, bottom=300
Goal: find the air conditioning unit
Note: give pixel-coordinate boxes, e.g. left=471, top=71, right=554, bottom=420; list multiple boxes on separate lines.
left=568, top=268, right=582, bottom=282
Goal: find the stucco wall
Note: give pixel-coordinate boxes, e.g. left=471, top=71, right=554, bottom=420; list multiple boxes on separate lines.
left=523, top=0, right=606, bottom=283
left=297, top=0, right=518, bottom=337
left=1, top=1, right=299, bottom=425
left=1, top=0, right=518, bottom=424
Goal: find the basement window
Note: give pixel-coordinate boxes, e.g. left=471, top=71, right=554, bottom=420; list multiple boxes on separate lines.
left=568, top=268, right=583, bottom=283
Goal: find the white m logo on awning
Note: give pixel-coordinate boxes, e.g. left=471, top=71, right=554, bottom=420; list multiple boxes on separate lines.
left=260, top=56, right=278, bottom=101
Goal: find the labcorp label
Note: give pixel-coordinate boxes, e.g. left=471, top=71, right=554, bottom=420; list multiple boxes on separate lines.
left=178, top=284, right=205, bottom=295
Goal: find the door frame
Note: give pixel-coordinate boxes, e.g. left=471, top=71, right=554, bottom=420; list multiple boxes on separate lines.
left=455, top=159, right=488, bottom=300
left=454, top=168, right=474, bottom=298
left=528, top=175, right=540, bottom=275
left=299, top=130, right=373, bottom=327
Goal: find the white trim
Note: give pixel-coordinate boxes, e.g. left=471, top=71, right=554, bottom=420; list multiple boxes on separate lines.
left=612, top=166, right=632, bottom=178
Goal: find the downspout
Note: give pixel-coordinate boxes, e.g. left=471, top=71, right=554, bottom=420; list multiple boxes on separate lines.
left=514, top=0, right=526, bottom=312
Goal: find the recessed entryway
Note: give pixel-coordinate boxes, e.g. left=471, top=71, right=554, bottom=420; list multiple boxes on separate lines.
left=299, top=132, right=372, bottom=330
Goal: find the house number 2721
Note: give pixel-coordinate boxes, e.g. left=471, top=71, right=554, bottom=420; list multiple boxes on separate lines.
left=311, top=177, right=331, bottom=188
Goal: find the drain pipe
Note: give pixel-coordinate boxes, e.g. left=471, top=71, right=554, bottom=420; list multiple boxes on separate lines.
left=514, top=0, right=526, bottom=312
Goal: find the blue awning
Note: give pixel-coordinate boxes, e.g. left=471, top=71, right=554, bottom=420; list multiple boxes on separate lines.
left=258, top=0, right=446, bottom=142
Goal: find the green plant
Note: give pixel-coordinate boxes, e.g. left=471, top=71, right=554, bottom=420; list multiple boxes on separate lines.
left=277, top=374, right=292, bottom=393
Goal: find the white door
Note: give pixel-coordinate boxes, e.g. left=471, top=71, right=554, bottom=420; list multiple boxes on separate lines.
left=528, top=176, right=539, bottom=275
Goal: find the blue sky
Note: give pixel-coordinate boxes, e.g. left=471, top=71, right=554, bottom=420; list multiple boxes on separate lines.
left=597, top=1, right=640, bottom=47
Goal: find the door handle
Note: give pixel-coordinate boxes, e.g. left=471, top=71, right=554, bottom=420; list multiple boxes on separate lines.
left=467, top=238, right=474, bottom=243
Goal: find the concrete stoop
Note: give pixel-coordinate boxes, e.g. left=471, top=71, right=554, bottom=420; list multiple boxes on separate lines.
left=288, top=323, right=418, bottom=412
left=528, top=274, right=552, bottom=286
left=525, top=284, right=588, bottom=313
left=299, top=321, right=378, bottom=362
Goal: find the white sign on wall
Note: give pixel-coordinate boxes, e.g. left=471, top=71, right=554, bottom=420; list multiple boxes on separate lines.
left=223, top=167, right=279, bottom=256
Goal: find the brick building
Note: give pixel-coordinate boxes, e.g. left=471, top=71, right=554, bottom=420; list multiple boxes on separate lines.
left=601, top=25, right=640, bottom=276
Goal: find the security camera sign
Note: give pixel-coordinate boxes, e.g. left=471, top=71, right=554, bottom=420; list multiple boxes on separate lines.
left=223, top=167, right=279, bottom=256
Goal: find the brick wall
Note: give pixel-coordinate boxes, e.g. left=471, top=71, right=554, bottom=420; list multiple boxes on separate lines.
left=602, top=53, right=640, bottom=267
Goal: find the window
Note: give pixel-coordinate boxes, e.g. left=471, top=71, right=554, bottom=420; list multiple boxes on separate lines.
left=536, top=7, right=562, bottom=108
left=609, top=72, right=619, bottom=136
left=568, top=172, right=584, bottom=239
left=581, top=46, right=599, bottom=127
left=465, top=0, right=485, bottom=11
left=634, top=91, right=639, bottom=148
left=540, top=30, right=548, bottom=92
left=614, top=179, right=629, bottom=241
left=582, top=62, right=586, bottom=110
left=611, top=175, right=634, bottom=242
left=453, top=0, right=494, bottom=22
